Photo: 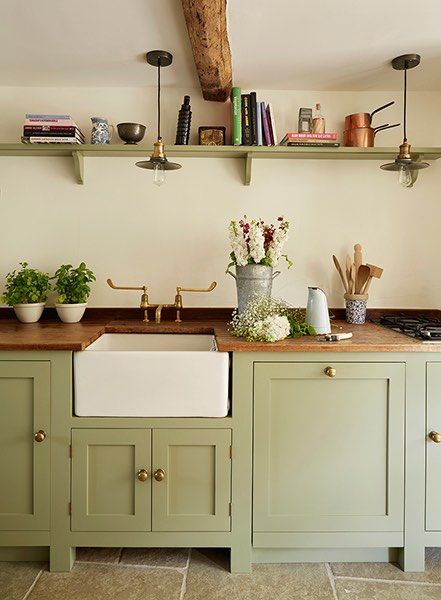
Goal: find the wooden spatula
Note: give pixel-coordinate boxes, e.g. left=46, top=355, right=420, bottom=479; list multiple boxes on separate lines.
left=332, top=255, right=348, bottom=292
left=354, top=243, right=362, bottom=289
left=345, top=255, right=352, bottom=290
left=355, top=264, right=370, bottom=294
left=363, top=264, right=384, bottom=294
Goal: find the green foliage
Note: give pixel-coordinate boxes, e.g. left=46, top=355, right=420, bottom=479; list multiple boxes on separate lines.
left=52, top=262, right=96, bottom=304
left=1, top=262, right=50, bottom=305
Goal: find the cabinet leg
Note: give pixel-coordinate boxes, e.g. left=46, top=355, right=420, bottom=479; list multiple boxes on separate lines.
left=50, top=545, right=76, bottom=572
left=398, top=546, right=425, bottom=572
left=230, top=545, right=252, bottom=573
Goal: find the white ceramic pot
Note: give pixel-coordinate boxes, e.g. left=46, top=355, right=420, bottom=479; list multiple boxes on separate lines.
left=13, top=302, right=46, bottom=323
left=55, top=303, right=87, bottom=324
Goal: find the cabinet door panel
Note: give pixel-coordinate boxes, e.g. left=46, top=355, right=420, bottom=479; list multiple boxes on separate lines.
left=152, top=429, right=231, bottom=532
left=0, top=361, right=50, bottom=530
left=71, top=429, right=151, bottom=532
left=254, top=362, right=405, bottom=533
left=426, top=363, right=441, bottom=531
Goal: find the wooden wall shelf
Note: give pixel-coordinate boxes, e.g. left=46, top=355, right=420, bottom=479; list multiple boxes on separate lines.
left=0, top=143, right=440, bottom=186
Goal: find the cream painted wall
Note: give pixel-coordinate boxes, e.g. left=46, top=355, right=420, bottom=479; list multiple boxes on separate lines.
left=0, top=86, right=440, bottom=309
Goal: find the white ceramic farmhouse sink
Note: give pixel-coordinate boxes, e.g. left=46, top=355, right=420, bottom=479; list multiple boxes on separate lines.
left=74, top=334, right=229, bottom=417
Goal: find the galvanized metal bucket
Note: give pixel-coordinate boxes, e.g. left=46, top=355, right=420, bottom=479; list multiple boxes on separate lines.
left=227, top=264, right=280, bottom=313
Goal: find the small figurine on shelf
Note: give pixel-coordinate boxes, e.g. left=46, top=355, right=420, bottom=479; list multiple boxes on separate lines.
left=175, top=95, right=192, bottom=145
left=312, top=103, right=326, bottom=134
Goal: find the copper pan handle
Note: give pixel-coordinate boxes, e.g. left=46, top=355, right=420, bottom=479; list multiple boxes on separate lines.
left=370, top=101, right=395, bottom=122
left=373, top=123, right=400, bottom=134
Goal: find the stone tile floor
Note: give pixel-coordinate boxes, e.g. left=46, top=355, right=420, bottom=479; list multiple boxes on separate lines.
left=2, top=547, right=441, bottom=599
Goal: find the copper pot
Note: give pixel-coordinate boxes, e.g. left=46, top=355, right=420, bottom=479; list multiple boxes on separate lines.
left=344, top=101, right=395, bottom=130
left=343, top=123, right=400, bottom=147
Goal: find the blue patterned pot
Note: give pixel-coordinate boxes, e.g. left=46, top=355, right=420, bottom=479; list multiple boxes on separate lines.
left=91, top=117, right=114, bottom=144
left=344, top=293, right=368, bottom=324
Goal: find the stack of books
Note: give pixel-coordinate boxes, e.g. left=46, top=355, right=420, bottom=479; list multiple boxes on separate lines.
left=231, top=88, right=278, bottom=146
left=279, top=132, right=339, bottom=147
left=21, top=114, right=84, bottom=144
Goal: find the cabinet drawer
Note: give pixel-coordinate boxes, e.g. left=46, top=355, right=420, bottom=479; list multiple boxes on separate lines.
left=254, top=362, right=405, bottom=534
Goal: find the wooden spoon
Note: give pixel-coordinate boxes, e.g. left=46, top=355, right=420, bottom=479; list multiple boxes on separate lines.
left=332, top=255, right=348, bottom=292
left=354, top=243, right=362, bottom=290
left=355, top=264, right=370, bottom=294
left=345, top=255, right=352, bottom=290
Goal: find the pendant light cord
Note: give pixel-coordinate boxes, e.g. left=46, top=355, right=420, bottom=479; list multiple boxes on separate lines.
left=157, top=58, right=161, bottom=140
left=403, top=66, right=407, bottom=143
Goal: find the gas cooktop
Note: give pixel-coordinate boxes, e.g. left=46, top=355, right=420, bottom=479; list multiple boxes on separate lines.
left=377, top=314, right=441, bottom=343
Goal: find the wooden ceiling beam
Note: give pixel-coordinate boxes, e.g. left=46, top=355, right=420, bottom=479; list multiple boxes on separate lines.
left=181, top=0, right=232, bottom=102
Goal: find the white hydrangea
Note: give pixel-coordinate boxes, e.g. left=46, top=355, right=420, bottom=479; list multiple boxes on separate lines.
left=252, top=315, right=291, bottom=342
left=229, top=220, right=248, bottom=266
left=248, top=220, right=265, bottom=263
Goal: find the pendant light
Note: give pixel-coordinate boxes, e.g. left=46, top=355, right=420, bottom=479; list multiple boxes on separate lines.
left=380, top=53, right=429, bottom=188
left=135, top=50, right=181, bottom=186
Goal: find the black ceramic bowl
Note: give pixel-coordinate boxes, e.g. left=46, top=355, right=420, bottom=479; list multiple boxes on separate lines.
left=117, top=122, right=146, bottom=145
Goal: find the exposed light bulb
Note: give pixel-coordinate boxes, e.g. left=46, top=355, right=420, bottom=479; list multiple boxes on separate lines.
left=398, top=165, right=413, bottom=188
left=153, top=163, right=166, bottom=186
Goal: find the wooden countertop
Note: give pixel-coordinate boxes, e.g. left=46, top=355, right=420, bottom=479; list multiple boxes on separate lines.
left=0, top=309, right=440, bottom=352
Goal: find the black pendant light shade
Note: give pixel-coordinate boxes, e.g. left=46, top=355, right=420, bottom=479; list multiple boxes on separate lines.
left=135, top=50, right=181, bottom=175
left=380, top=53, right=429, bottom=185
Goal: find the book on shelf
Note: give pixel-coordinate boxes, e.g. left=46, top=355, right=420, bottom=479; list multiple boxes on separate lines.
left=284, top=141, right=340, bottom=147
left=231, top=87, right=242, bottom=145
left=256, top=101, right=263, bottom=146
left=241, top=94, right=252, bottom=145
left=280, top=131, right=337, bottom=144
left=22, top=136, right=83, bottom=144
left=261, top=102, right=272, bottom=146
left=23, top=126, right=84, bottom=140
left=249, top=92, right=258, bottom=145
left=267, top=104, right=277, bottom=146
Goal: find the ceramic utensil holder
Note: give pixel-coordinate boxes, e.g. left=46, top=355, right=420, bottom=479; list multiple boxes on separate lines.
left=344, top=293, right=368, bottom=324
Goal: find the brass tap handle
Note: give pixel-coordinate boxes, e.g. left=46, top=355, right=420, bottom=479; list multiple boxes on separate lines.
left=34, top=430, right=47, bottom=443
left=174, top=282, right=217, bottom=323
left=429, top=431, right=441, bottom=443
left=176, top=282, right=217, bottom=294
left=107, top=278, right=147, bottom=292
left=154, top=468, right=166, bottom=482
left=137, top=469, right=149, bottom=482
left=325, top=366, right=337, bottom=378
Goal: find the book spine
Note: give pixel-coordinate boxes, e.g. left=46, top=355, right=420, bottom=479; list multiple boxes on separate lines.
left=267, top=104, right=278, bottom=146
left=24, top=120, right=77, bottom=127
left=286, top=141, right=340, bottom=147
left=23, top=127, right=84, bottom=138
left=265, top=105, right=274, bottom=145
left=261, top=103, right=272, bottom=146
left=284, top=132, right=337, bottom=140
left=256, top=102, right=263, bottom=146
left=26, top=137, right=82, bottom=144
left=231, top=87, right=242, bottom=145
left=25, top=114, right=72, bottom=120
left=241, top=94, right=252, bottom=145
left=249, top=92, right=258, bottom=145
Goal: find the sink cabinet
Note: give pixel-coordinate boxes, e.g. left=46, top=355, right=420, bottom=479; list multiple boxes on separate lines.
left=71, top=428, right=231, bottom=534
left=253, top=362, right=405, bottom=544
left=0, top=361, right=50, bottom=531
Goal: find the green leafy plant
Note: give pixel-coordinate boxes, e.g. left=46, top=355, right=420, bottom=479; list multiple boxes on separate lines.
left=52, top=262, right=96, bottom=304
left=1, top=262, right=50, bottom=305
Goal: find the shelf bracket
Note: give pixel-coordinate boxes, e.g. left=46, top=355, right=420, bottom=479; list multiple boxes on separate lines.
left=72, top=150, right=84, bottom=185
left=244, top=152, right=253, bottom=186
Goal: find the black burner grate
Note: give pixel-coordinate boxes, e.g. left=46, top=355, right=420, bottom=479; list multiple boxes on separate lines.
left=377, top=314, right=441, bottom=341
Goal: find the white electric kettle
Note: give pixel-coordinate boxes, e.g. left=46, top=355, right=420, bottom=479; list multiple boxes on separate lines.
left=306, top=287, right=331, bottom=334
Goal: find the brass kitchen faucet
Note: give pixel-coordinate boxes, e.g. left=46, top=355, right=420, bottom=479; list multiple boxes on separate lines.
left=107, top=279, right=216, bottom=323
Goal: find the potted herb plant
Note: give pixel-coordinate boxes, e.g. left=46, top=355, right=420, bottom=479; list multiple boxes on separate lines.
left=53, top=262, right=96, bottom=323
left=1, top=262, right=50, bottom=323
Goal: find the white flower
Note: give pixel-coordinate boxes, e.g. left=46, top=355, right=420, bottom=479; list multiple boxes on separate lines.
left=229, top=220, right=248, bottom=266
left=252, top=315, right=290, bottom=342
left=267, top=220, right=289, bottom=266
left=248, top=220, right=265, bottom=263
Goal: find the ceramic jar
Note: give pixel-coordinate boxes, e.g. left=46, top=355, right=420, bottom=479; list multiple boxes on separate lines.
left=344, top=293, right=368, bottom=324
left=91, top=117, right=114, bottom=144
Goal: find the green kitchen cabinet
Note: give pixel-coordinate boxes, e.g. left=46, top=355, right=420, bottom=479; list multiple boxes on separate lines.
left=71, top=428, right=231, bottom=534
left=253, top=362, right=405, bottom=535
left=0, top=361, right=50, bottom=531
left=152, top=428, right=231, bottom=532
left=426, top=363, right=441, bottom=531
left=71, top=428, right=151, bottom=532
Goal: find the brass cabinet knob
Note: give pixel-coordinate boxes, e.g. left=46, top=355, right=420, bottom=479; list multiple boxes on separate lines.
left=429, top=431, right=441, bottom=443
left=325, top=367, right=336, bottom=378
left=34, top=430, right=47, bottom=443
left=154, top=468, right=166, bottom=482
left=137, top=469, right=149, bottom=482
